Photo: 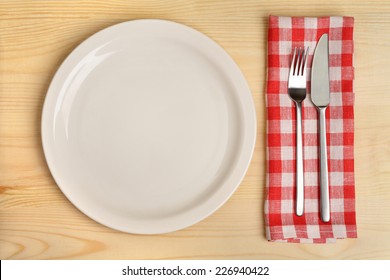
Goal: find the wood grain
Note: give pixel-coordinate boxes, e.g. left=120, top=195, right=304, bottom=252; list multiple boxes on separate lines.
left=1, top=0, right=389, bottom=259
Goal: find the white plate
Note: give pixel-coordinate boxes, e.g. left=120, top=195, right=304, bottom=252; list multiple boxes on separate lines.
left=41, top=19, right=256, bottom=234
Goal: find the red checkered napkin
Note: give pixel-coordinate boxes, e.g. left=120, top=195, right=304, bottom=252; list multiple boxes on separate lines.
left=265, top=16, right=357, bottom=243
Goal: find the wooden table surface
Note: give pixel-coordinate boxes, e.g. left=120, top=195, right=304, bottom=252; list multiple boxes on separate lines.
left=1, top=0, right=389, bottom=260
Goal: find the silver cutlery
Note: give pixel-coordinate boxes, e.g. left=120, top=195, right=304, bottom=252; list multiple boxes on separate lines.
left=288, top=47, right=309, bottom=217
left=311, top=34, right=330, bottom=222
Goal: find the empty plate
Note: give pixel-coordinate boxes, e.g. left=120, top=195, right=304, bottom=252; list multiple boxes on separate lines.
left=41, top=19, right=256, bottom=234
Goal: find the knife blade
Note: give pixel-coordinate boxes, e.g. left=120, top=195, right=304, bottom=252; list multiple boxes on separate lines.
left=311, top=33, right=331, bottom=222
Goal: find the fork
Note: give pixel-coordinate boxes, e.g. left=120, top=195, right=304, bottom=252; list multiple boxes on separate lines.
left=288, top=47, right=309, bottom=217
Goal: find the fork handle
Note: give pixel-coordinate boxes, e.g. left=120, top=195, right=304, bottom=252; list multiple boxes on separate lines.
left=319, top=107, right=330, bottom=222
left=295, top=102, right=304, bottom=216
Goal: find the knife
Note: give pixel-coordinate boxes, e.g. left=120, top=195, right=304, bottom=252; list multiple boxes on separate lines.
left=311, top=34, right=330, bottom=222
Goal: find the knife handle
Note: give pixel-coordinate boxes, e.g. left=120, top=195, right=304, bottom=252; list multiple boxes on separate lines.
left=319, top=107, right=330, bottom=222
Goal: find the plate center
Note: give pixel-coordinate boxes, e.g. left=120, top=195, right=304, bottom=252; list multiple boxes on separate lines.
left=65, top=42, right=236, bottom=217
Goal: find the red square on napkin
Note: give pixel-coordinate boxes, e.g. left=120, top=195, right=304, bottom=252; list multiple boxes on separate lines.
left=265, top=16, right=357, bottom=243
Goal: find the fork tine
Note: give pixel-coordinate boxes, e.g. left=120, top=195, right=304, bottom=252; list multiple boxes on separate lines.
left=295, top=47, right=302, bottom=76
left=297, top=47, right=304, bottom=76
left=290, top=47, right=297, bottom=76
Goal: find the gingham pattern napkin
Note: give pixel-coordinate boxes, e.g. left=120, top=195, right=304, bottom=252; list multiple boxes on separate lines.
left=265, top=16, right=357, bottom=243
